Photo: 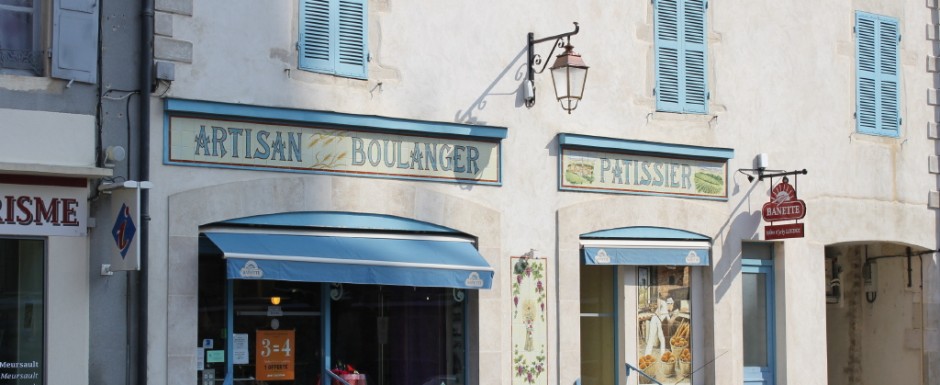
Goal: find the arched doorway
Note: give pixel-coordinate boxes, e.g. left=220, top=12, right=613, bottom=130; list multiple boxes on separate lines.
left=825, top=242, right=931, bottom=385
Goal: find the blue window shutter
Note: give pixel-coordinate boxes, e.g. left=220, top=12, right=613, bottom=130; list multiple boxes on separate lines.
left=877, top=18, right=900, bottom=134
left=299, top=0, right=366, bottom=79
left=655, top=0, right=682, bottom=113
left=299, top=0, right=334, bottom=73
left=856, top=12, right=900, bottom=137
left=334, top=0, right=367, bottom=79
left=51, top=0, right=99, bottom=84
left=681, top=0, right=708, bottom=113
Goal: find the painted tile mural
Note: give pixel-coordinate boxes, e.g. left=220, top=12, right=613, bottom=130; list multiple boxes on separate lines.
left=511, top=256, right=547, bottom=385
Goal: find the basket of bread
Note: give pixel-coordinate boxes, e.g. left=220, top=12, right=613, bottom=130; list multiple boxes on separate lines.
left=659, top=351, right=677, bottom=377
left=678, top=348, right=692, bottom=376
left=638, top=354, right=657, bottom=384
left=670, top=322, right=690, bottom=356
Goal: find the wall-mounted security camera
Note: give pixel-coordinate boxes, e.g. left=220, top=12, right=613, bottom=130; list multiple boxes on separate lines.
left=104, top=145, right=126, bottom=168
left=755, top=153, right=769, bottom=171
left=523, top=80, right=535, bottom=102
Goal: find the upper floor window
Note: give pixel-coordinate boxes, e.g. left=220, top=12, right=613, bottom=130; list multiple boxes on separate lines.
left=0, top=0, right=98, bottom=83
left=654, top=0, right=708, bottom=114
left=0, top=0, right=42, bottom=75
left=298, top=0, right=368, bottom=79
left=855, top=11, right=900, bottom=137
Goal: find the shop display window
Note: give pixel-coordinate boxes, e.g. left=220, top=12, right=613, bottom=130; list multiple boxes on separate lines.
left=0, top=238, right=44, bottom=384
left=637, top=266, right=692, bottom=384
left=579, top=265, right=615, bottom=385
left=330, top=284, right=465, bottom=385
left=198, top=244, right=467, bottom=385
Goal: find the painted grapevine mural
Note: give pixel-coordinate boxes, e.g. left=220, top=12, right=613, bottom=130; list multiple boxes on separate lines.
left=511, top=256, right=547, bottom=385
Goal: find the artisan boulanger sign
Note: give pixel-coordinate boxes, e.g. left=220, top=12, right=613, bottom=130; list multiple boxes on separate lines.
left=560, top=148, right=729, bottom=199
left=167, top=116, right=501, bottom=184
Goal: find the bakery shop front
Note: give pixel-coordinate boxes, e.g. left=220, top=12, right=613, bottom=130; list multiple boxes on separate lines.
left=556, top=134, right=734, bottom=385
left=160, top=99, right=506, bottom=385
left=0, top=173, right=106, bottom=385
left=197, top=212, right=493, bottom=385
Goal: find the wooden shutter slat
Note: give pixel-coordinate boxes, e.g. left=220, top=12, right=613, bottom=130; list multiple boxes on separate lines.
left=299, top=0, right=333, bottom=72
left=655, top=0, right=682, bottom=112
left=335, top=0, right=367, bottom=78
left=681, top=0, right=707, bottom=113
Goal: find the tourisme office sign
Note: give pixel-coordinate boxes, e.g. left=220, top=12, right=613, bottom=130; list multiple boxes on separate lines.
left=762, top=178, right=806, bottom=240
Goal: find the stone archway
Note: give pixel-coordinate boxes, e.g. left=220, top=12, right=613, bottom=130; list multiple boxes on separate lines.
left=161, top=176, right=502, bottom=385
left=824, top=241, right=932, bottom=385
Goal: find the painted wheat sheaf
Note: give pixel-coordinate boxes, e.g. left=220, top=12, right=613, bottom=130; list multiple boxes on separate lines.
left=693, top=170, right=723, bottom=195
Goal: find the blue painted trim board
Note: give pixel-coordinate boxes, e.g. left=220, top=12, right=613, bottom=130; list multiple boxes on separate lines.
left=224, top=279, right=234, bottom=385
left=559, top=133, right=734, bottom=160
left=558, top=185, right=729, bottom=201
left=581, top=226, right=709, bottom=241
left=165, top=98, right=508, bottom=139
left=742, top=259, right=776, bottom=385
left=321, top=283, right=331, bottom=385
left=463, top=294, right=470, bottom=385
left=215, top=211, right=466, bottom=235
left=613, top=267, right=620, bottom=385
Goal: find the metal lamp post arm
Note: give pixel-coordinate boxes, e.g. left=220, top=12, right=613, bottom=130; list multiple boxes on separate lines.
left=526, top=22, right=581, bottom=107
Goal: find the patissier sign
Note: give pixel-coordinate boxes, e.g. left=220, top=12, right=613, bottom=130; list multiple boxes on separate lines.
left=560, top=148, right=729, bottom=199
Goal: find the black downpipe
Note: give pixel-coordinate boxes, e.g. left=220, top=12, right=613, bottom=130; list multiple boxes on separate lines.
left=137, top=1, right=153, bottom=385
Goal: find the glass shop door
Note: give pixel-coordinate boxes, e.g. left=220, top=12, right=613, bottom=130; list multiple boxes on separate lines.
left=742, top=260, right=775, bottom=385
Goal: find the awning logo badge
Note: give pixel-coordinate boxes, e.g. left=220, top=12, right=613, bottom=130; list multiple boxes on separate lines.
left=595, top=249, right=611, bottom=264
left=110, top=203, right=137, bottom=258
left=240, top=260, right=264, bottom=278
left=685, top=250, right=701, bottom=264
left=465, top=272, right=484, bottom=288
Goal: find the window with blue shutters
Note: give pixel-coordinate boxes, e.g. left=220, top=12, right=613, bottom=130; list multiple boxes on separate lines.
left=299, top=0, right=368, bottom=79
left=0, top=0, right=99, bottom=83
left=855, top=12, right=900, bottom=137
left=654, top=0, right=708, bottom=114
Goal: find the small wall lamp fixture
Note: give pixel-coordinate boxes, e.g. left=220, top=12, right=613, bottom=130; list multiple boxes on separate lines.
left=525, top=22, right=589, bottom=114
left=737, top=153, right=808, bottom=182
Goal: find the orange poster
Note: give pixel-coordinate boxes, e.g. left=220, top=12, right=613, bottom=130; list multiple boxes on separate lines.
left=256, top=330, right=295, bottom=381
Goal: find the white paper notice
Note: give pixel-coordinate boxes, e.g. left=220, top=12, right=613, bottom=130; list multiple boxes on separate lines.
left=196, top=347, right=205, bottom=371
left=233, top=333, right=249, bottom=364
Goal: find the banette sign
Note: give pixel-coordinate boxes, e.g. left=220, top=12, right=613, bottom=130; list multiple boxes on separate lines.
left=167, top=116, right=501, bottom=184
left=763, top=179, right=806, bottom=240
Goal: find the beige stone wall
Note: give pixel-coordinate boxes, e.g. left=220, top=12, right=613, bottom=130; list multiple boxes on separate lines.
left=143, top=0, right=938, bottom=384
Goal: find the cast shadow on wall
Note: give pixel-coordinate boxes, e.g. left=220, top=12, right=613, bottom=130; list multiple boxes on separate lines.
left=454, top=46, right=529, bottom=126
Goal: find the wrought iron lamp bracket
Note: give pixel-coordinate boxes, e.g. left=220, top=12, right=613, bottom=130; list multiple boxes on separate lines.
left=737, top=168, right=808, bottom=183
left=526, top=22, right=581, bottom=108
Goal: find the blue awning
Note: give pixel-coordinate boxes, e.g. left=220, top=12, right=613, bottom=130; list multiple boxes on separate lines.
left=581, top=227, right=711, bottom=266
left=204, top=230, right=493, bottom=289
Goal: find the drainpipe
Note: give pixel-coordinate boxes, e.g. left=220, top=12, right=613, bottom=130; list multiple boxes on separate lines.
left=137, top=1, right=153, bottom=384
